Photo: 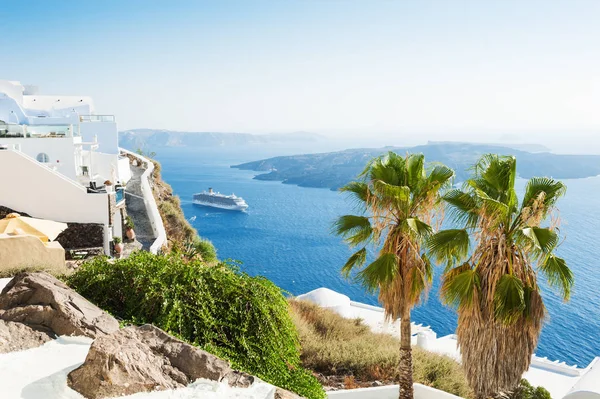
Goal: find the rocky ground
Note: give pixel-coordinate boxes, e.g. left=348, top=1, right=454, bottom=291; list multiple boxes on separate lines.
left=0, top=272, right=303, bottom=399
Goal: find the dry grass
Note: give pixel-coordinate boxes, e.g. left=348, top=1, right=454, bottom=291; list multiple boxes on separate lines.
left=150, top=159, right=198, bottom=247
left=289, top=299, right=473, bottom=398
left=0, top=265, right=66, bottom=279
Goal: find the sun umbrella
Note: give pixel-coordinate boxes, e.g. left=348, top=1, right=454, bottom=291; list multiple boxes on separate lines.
left=0, top=213, right=68, bottom=242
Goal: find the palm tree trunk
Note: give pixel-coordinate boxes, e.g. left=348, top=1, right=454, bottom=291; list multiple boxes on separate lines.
left=398, top=308, right=414, bottom=399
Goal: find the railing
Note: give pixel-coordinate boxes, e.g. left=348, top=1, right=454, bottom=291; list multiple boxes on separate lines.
left=0, top=124, right=76, bottom=138
left=79, top=115, right=115, bottom=123
left=120, top=148, right=167, bottom=254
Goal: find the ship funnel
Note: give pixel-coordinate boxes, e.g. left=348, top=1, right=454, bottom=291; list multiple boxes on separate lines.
left=208, top=187, right=213, bottom=194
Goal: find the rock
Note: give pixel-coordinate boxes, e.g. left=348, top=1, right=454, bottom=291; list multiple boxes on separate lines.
left=371, top=380, right=383, bottom=387
left=275, top=388, right=305, bottom=399
left=0, top=272, right=119, bottom=338
left=68, top=324, right=235, bottom=399
left=222, top=370, right=256, bottom=388
left=0, top=319, right=53, bottom=353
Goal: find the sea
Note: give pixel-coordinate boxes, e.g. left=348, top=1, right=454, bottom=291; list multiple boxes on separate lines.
left=154, top=144, right=600, bottom=367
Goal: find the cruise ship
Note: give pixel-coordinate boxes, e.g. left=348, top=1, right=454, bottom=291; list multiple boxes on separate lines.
left=193, top=188, right=248, bottom=211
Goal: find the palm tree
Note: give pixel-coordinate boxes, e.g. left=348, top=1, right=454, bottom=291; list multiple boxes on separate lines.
left=427, top=154, right=573, bottom=399
left=335, top=152, right=454, bottom=399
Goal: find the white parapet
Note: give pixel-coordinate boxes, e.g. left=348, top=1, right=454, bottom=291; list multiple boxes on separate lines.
left=120, top=148, right=167, bottom=254
left=327, top=383, right=462, bottom=399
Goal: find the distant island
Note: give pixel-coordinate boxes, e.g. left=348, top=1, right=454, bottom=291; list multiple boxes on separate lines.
left=119, top=129, right=323, bottom=149
left=232, top=142, right=600, bottom=190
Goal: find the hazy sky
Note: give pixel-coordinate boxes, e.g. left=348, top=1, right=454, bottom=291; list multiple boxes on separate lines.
left=2, top=1, right=599, bottom=149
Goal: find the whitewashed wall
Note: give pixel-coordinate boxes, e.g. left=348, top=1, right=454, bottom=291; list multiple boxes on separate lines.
left=80, top=122, right=119, bottom=155
left=1, top=137, right=80, bottom=180
left=118, top=155, right=132, bottom=184
left=327, top=384, right=463, bottom=399
left=0, top=150, right=110, bottom=252
left=120, top=149, right=167, bottom=254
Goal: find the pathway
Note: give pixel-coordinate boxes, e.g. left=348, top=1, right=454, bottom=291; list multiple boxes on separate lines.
left=125, top=164, right=156, bottom=251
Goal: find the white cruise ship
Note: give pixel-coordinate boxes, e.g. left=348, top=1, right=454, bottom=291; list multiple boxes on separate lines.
left=193, top=188, right=248, bottom=211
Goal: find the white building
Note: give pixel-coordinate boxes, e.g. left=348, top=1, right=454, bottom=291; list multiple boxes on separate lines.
left=0, top=80, right=133, bottom=254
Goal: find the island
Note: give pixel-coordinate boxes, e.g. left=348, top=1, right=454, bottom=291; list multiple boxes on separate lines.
left=232, top=142, right=600, bottom=190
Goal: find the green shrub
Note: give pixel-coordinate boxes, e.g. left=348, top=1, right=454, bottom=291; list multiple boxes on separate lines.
left=290, top=299, right=472, bottom=398
left=496, top=379, right=552, bottom=399
left=172, top=237, right=218, bottom=263
left=65, top=252, right=324, bottom=399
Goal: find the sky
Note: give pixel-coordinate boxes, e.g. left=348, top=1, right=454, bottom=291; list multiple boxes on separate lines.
left=1, top=1, right=599, bottom=151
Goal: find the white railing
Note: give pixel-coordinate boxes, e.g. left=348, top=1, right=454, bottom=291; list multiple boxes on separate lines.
left=79, top=115, right=115, bottom=123
left=120, top=148, right=167, bottom=254
left=327, top=383, right=463, bottom=399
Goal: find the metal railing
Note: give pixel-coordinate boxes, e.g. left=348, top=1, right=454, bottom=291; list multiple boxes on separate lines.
left=79, top=115, right=115, bottom=123
left=0, top=124, right=76, bottom=138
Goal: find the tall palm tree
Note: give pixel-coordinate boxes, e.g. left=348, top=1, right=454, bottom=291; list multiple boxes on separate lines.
left=427, top=154, right=573, bottom=399
left=335, top=152, right=454, bottom=399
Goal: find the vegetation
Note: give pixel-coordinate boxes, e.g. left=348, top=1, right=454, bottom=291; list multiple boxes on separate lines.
left=113, top=236, right=122, bottom=244
left=289, top=299, right=473, bottom=398
left=496, top=380, right=552, bottom=399
left=65, top=252, right=325, bottom=399
left=334, top=152, right=454, bottom=399
left=427, top=154, right=573, bottom=398
left=125, top=215, right=135, bottom=229
left=0, top=265, right=64, bottom=279
left=148, top=158, right=199, bottom=248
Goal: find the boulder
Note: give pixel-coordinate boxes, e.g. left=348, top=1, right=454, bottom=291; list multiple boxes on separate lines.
left=68, top=324, right=306, bottom=399
left=0, top=319, right=53, bottom=353
left=275, top=388, right=305, bottom=399
left=68, top=324, right=234, bottom=398
left=0, top=272, right=119, bottom=338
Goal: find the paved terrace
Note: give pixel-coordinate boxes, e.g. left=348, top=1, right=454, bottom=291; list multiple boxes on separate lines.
left=124, top=163, right=156, bottom=251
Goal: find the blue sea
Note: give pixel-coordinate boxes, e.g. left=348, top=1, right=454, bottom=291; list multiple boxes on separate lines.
left=155, top=145, right=600, bottom=367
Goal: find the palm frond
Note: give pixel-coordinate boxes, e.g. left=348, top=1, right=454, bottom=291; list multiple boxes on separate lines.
left=443, top=189, right=479, bottom=227
left=521, top=177, right=567, bottom=212
left=369, top=155, right=401, bottom=186
left=539, top=255, right=573, bottom=301
left=404, top=218, right=433, bottom=239
left=519, top=227, right=559, bottom=259
left=333, top=215, right=373, bottom=246
left=406, top=153, right=426, bottom=189
left=340, top=181, right=370, bottom=203
left=421, top=253, right=433, bottom=284
left=357, top=252, right=399, bottom=292
left=493, top=274, right=526, bottom=325
left=341, top=247, right=368, bottom=277
left=440, top=264, right=479, bottom=310
left=426, top=164, right=455, bottom=188
left=408, top=266, right=427, bottom=304
left=427, top=229, right=470, bottom=268
left=372, top=180, right=410, bottom=206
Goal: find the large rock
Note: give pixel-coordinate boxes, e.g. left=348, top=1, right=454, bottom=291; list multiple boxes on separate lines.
left=68, top=324, right=235, bottom=398
left=68, top=324, right=305, bottom=399
left=0, top=319, right=52, bottom=353
left=0, top=272, right=119, bottom=338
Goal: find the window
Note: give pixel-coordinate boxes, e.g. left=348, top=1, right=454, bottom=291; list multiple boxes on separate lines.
left=36, top=153, right=50, bottom=163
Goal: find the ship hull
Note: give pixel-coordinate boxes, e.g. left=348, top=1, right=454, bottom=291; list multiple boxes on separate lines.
left=193, top=200, right=248, bottom=211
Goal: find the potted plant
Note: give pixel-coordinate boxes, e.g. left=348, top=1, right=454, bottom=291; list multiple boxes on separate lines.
left=125, top=216, right=136, bottom=241
left=113, top=236, right=123, bottom=256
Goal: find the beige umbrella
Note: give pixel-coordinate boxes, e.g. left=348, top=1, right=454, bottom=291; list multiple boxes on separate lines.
left=0, top=213, right=68, bottom=242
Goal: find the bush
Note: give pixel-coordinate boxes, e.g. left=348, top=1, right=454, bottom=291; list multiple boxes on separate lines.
left=290, top=299, right=472, bottom=398
left=496, top=379, right=552, bottom=399
left=65, top=252, right=324, bottom=399
left=172, top=237, right=218, bottom=263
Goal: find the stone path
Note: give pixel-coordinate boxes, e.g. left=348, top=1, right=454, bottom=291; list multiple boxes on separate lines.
left=125, top=165, right=155, bottom=251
